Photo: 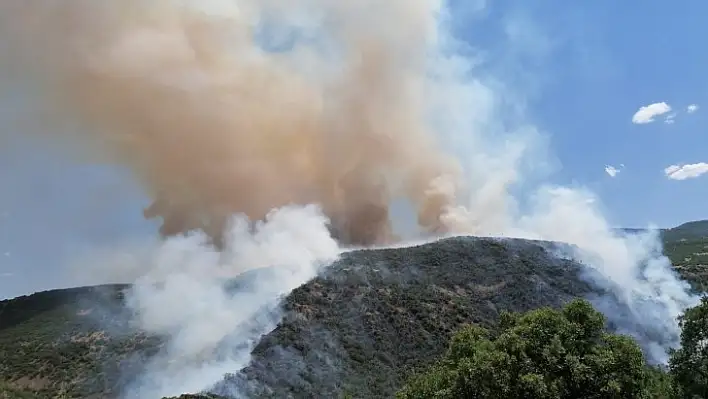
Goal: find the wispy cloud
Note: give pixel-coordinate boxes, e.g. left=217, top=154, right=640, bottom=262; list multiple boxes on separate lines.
left=687, top=104, right=699, bottom=114
left=664, top=112, right=677, bottom=124
left=664, top=163, right=708, bottom=180
left=604, top=164, right=622, bottom=178
left=632, top=102, right=672, bottom=124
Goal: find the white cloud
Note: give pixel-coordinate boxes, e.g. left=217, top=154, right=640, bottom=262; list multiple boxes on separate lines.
left=664, top=163, right=708, bottom=180
left=687, top=104, right=699, bottom=114
left=632, top=102, right=672, bottom=124
left=604, top=165, right=620, bottom=177
left=664, top=113, right=676, bottom=124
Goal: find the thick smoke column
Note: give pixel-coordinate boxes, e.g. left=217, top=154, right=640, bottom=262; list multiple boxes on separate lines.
left=120, top=204, right=340, bottom=397
left=0, top=0, right=700, bottom=396
left=0, top=0, right=463, bottom=247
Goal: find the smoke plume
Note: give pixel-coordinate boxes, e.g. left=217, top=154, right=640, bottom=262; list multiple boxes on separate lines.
left=0, top=0, right=466, bottom=247
left=119, top=204, right=340, bottom=397
left=0, top=0, right=700, bottom=396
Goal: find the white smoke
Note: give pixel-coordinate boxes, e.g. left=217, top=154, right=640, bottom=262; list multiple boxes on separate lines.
left=118, top=204, right=339, bottom=397
left=0, top=0, right=700, bottom=397
left=510, top=187, right=698, bottom=363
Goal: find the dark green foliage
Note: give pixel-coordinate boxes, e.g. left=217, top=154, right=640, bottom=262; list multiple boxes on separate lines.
left=397, top=299, right=662, bottom=399
left=669, top=296, right=708, bottom=398
left=645, top=366, right=676, bottom=399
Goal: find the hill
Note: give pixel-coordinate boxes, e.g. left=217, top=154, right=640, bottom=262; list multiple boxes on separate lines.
left=615, top=220, right=708, bottom=290
left=663, top=220, right=708, bottom=241
left=0, top=237, right=595, bottom=398
left=0, top=221, right=706, bottom=398
left=661, top=220, right=708, bottom=290
left=214, top=238, right=603, bottom=398
left=0, top=284, right=159, bottom=398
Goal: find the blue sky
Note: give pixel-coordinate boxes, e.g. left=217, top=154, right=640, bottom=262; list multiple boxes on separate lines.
left=470, top=1, right=708, bottom=228
left=0, top=0, right=706, bottom=298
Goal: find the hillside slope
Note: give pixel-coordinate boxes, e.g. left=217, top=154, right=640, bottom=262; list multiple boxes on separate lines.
left=0, top=221, right=705, bottom=398
left=213, top=237, right=596, bottom=398
left=0, top=284, right=160, bottom=398
left=1, top=237, right=594, bottom=398
left=615, top=220, right=708, bottom=290
left=661, top=220, right=708, bottom=289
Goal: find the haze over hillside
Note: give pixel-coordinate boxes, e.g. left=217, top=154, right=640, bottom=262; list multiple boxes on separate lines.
left=0, top=1, right=705, bottom=398
left=1, top=229, right=706, bottom=398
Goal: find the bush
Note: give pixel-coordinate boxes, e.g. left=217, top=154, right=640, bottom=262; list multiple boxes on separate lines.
left=669, top=296, right=708, bottom=399
left=397, top=299, right=666, bottom=399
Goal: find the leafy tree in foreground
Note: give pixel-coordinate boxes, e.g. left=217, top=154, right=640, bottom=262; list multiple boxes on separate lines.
left=397, top=299, right=662, bottom=399
left=669, top=296, right=708, bottom=399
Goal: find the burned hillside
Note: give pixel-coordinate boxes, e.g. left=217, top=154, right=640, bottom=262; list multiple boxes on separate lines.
left=210, top=237, right=598, bottom=398
left=0, top=234, right=700, bottom=398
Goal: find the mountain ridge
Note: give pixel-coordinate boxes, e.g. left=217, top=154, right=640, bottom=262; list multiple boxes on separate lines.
left=0, top=220, right=706, bottom=398
left=615, top=219, right=708, bottom=236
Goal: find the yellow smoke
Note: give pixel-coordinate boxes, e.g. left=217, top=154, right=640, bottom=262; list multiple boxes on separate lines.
left=0, top=0, right=465, bottom=246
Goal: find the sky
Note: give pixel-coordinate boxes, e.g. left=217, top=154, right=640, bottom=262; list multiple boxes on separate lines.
left=0, top=0, right=706, bottom=299
left=495, top=1, right=708, bottom=229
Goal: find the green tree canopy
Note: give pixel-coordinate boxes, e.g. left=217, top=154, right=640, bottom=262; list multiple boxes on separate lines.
left=397, top=298, right=661, bottom=399
left=669, top=296, right=708, bottom=399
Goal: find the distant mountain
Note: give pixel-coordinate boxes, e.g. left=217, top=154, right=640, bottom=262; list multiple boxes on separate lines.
left=661, top=220, right=708, bottom=290
left=0, top=221, right=706, bottom=398
left=663, top=220, right=708, bottom=241
left=614, top=220, right=708, bottom=290
left=614, top=219, right=708, bottom=240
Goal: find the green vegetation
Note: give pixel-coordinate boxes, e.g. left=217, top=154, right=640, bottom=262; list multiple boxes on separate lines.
left=398, top=294, right=708, bottom=399
left=0, top=220, right=706, bottom=398
left=0, top=380, right=42, bottom=399
left=0, top=285, right=163, bottom=398
left=661, top=221, right=708, bottom=291
left=619, top=221, right=708, bottom=290
left=668, top=296, right=708, bottom=398
left=397, top=299, right=669, bottom=398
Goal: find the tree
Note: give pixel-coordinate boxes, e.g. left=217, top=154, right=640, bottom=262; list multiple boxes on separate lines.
left=669, top=296, right=708, bottom=399
left=397, top=299, right=661, bottom=399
